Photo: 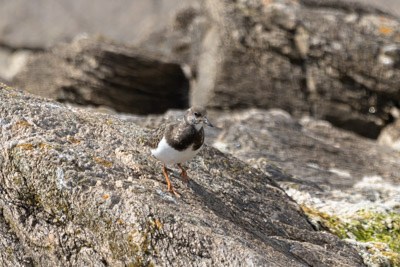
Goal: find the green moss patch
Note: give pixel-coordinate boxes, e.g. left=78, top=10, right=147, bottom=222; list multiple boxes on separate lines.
left=302, top=206, right=400, bottom=266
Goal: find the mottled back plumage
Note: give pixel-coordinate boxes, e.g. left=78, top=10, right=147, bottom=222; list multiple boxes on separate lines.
left=148, top=120, right=204, bottom=151
left=148, top=123, right=168, bottom=149
left=165, top=121, right=204, bottom=151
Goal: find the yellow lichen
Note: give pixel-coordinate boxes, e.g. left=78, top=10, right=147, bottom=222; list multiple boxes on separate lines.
left=12, top=120, right=31, bottom=131
left=154, top=220, right=162, bottom=229
left=16, top=143, right=34, bottom=150
left=380, top=26, right=394, bottom=35
left=17, top=120, right=31, bottom=126
left=93, top=157, right=113, bottom=167
left=67, top=136, right=81, bottom=144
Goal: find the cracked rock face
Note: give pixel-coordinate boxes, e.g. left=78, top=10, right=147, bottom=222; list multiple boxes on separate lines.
left=0, top=84, right=364, bottom=266
left=143, top=0, right=400, bottom=139
left=200, top=0, right=400, bottom=138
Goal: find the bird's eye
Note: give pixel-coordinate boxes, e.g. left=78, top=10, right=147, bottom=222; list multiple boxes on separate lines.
left=194, top=112, right=200, bottom=117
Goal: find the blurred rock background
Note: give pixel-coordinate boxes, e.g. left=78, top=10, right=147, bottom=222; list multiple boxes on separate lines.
left=1, top=0, right=400, bottom=266
left=2, top=0, right=400, bottom=139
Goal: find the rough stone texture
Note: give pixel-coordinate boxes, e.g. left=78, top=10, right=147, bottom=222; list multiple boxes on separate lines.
left=6, top=0, right=400, bottom=138
left=209, top=109, right=400, bottom=265
left=208, top=108, right=400, bottom=193
left=2, top=0, right=400, bottom=139
left=205, top=0, right=400, bottom=139
left=378, top=118, right=400, bottom=150
left=128, top=108, right=400, bottom=265
left=13, top=37, right=189, bottom=114
left=126, top=108, right=400, bottom=204
left=110, top=106, right=400, bottom=265
left=307, top=0, right=400, bottom=18
left=0, top=0, right=398, bottom=49
left=141, top=0, right=400, bottom=138
left=0, top=84, right=364, bottom=266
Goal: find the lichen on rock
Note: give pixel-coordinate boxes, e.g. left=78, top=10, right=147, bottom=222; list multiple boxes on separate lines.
left=0, top=84, right=365, bottom=266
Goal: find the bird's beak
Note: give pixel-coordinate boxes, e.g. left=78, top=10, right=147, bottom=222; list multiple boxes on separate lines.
left=203, top=117, right=214, bottom=127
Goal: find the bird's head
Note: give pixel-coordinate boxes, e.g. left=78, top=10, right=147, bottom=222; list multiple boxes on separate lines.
left=184, top=106, right=214, bottom=129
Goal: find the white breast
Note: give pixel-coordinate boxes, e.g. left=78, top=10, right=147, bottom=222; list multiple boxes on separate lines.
left=151, top=136, right=202, bottom=165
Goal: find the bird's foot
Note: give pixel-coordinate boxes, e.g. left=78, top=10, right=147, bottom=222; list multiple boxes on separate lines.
left=177, top=163, right=189, bottom=183
left=167, top=185, right=181, bottom=198
left=163, top=165, right=181, bottom=198
left=180, top=171, right=188, bottom=183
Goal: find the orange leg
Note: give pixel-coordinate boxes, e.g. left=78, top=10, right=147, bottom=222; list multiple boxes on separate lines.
left=162, top=166, right=180, bottom=198
left=177, top=163, right=188, bottom=183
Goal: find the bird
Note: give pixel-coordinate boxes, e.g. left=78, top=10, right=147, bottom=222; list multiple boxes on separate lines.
left=148, top=106, right=214, bottom=197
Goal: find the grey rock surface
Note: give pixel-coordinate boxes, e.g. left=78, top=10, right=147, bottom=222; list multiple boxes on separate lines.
left=127, top=107, right=400, bottom=265
left=142, top=0, right=400, bottom=138
left=210, top=109, right=400, bottom=193
left=0, top=84, right=364, bottom=266
left=309, top=0, right=400, bottom=18
left=126, top=108, right=400, bottom=211
left=210, top=109, right=400, bottom=265
left=13, top=37, right=189, bottom=114
left=204, top=0, right=400, bottom=139
left=0, top=48, right=31, bottom=83
left=0, top=0, right=398, bottom=49
left=378, top=118, right=400, bottom=150
left=6, top=0, right=400, bottom=139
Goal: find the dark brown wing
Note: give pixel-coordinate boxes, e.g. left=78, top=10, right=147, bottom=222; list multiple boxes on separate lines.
left=147, top=123, right=168, bottom=149
left=165, top=122, right=204, bottom=151
left=192, top=127, right=204, bottom=150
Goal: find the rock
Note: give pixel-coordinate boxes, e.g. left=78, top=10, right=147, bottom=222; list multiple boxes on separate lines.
left=212, top=109, right=400, bottom=190
left=0, top=48, right=31, bottom=83
left=317, top=0, right=400, bottom=17
left=142, top=0, right=400, bottom=138
left=6, top=0, right=400, bottom=137
left=208, top=109, right=400, bottom=265
left=378, top=118, right=400, bottom=150
left=0, top=83, right=364, bottom=266
left=125, top=107, right=400, bottom=265
left=13, top=37, right=189, bottom=114
left=3, top=0, right=400, bottom=138
left=129, top=107, right=400, bottom=210
left=139, top=3, right=206, bottom=70
left=0, top=0, right=196, bottom=49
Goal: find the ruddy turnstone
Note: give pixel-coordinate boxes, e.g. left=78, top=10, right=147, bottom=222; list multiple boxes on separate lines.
left=148, top=106, right=214, bottom=197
